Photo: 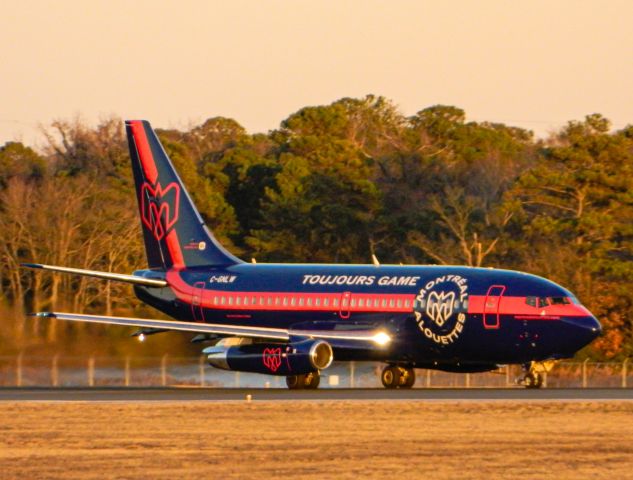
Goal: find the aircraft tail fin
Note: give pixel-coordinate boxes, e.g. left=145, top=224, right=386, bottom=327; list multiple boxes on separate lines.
left=125, top=120, right=242, bottom=270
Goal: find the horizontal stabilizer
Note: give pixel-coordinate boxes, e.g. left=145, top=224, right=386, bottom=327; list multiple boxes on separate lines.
left=31, top=312, right=391, bottom=345
left=21, top=263, right=167, bottom=288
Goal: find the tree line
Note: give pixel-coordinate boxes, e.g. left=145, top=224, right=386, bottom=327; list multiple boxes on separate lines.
left=0, top=96, right=631, bottom=358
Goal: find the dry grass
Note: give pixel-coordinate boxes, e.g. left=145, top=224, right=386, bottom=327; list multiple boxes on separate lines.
left=1, top=401, right=632, bottom=479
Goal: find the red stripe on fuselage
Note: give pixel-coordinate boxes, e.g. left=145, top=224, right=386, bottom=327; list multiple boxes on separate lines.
left=163, top=271, right=588, bottom=318
left=468, top=295, right=590, bottom=317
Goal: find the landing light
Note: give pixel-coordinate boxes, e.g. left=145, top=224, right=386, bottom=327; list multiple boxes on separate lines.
left=372, top=331, right=391, bottom=346
left=138, top=333, right=146, bottom=343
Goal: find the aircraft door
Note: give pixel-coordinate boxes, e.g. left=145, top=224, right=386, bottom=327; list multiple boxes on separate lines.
left=339, top=291, right=351, bottom=319
left=483, top=285, right=506, bottom=329
left=191, top=281, right=205, bottom=322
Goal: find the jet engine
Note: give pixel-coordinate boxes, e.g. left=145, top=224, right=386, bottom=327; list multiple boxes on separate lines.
left=204, top=338, right=333, bottom=376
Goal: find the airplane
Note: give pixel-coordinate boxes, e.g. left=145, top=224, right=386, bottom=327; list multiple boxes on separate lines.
left=23, top=120, right=602, bottom=389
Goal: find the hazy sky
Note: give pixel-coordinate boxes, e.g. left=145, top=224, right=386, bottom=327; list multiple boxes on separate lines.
left=1, top=0, right=631, bottom=146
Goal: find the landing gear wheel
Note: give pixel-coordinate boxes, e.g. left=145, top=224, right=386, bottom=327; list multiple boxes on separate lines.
left=286, top=374, right=303, bottom=390
left=286, top=372, right=321, bottom=390
left=523, top=371, right=543, bottom=389
left=381, top=365, right=402, bottom=389
left=304, top=371, right=320, bottom=389
left=400, top=367, right=416, bottom=388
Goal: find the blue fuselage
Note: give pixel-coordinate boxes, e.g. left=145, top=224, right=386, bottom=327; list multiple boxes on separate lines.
left=134, top=263, right=601, bottom=369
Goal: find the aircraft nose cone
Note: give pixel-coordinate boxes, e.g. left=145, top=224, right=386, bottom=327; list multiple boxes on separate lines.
left=562, top=315, right=602, bottom=351
left=588, top=315, right=602, bottom=339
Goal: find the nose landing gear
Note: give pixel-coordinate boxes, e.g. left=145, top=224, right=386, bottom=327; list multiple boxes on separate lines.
left=519, top=360, right=556, bottom=389
left=522, top=370, right=543, bottom=389
left=381, top=365, right=416, bottom=389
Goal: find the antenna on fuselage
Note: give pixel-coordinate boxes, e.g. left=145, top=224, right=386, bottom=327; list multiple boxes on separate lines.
left=371, top=254, right=380, bottom=266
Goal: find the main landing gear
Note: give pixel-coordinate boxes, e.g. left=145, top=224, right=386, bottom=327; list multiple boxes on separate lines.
left=286, top=371, right=320, bottom=390
left=381, top=365, right=416, bottom=389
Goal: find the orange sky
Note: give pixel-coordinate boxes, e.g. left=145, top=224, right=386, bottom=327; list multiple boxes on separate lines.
left=1, top=0, right=631, bottom=146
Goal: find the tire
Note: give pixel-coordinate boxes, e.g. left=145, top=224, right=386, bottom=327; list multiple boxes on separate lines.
left=533, top=372, right=543, bottom=388
left=286, top=374, right=305, bottom=390
left=381, top=366, right=401, bottom=389
left=401, top=368, right=416, bottom=388
left=524, top=372, right=542, bottom=389
left=304, top=371, right=320, bottom=389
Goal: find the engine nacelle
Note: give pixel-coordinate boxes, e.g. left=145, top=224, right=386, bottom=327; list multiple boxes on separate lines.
left=205, top=339, right=334, bottom=376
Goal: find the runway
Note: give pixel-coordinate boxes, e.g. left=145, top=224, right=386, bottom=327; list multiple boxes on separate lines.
left=0, top=387, right=631, bottom=401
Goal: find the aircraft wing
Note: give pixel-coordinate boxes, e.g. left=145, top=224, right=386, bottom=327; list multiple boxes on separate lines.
left=32, top=312, right=392, bottom=346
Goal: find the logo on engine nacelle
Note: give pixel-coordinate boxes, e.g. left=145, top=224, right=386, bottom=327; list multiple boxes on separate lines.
left=262, top=347, right=282, bottom=373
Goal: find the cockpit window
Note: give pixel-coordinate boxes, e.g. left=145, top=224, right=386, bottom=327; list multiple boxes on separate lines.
left=548, top=297, right=570, bottom=305
left=526, top=297, right=571, bottom=308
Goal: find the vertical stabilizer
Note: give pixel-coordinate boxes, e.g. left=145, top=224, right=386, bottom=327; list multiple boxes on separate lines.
left=125, top=120, right=242, bottom=269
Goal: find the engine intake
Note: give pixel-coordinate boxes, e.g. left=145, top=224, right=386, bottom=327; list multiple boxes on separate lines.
left=205, top=339, right=333, bottom=376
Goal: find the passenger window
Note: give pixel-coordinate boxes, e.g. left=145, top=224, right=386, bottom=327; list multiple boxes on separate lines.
left=375, top=299, right=380, bottom=307
left=228, top=297, right=234, bottom=305
left=221, top=297, right=226, bottom=305
left=290, top=298, right=296, bottom=306
left=307, top=298, right=313, bottom=306
left=315, top=298, right=320, bottom=306
left=333, top=299, right=339, bottom=306
left=282, top=297, right=288, bottom=306
left=350, top=299, right=356, bottom=307
left=397, top=299, right=402, bottom=308
left=389, top=299, right=395, bottom=307
left=213, top=296, right=219, bottom=305
left=381, top=299, right=387, bottom=307
left=526, top=297, right=537, bottom=307
left=358, top=299, right=364, bottom=307
left=538, top=297, right=549, bottom=308
left=299, top=298, right=304, bottom=306
left=324, top=298, right=329, bottom=306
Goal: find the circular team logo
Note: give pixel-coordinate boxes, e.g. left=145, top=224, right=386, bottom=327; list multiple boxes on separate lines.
left=414, top=275, right=469, bottom=345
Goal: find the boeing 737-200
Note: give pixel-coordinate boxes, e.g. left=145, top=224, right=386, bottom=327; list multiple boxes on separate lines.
left=23, top=120, right=601, bottom=389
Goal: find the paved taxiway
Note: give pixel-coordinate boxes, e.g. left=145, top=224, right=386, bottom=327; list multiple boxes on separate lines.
left=0, top=387, right=631, bottom=401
